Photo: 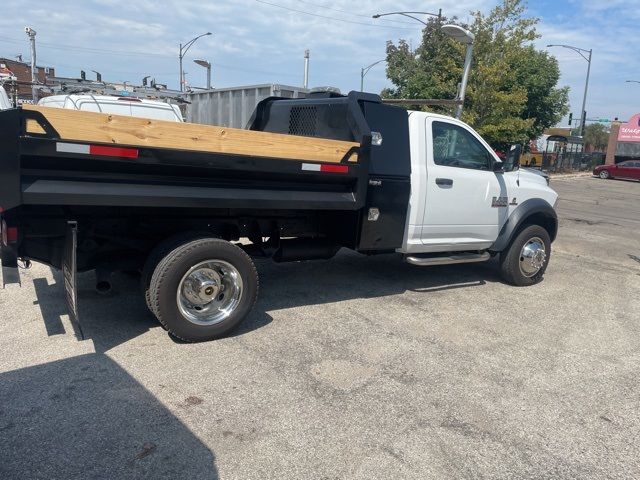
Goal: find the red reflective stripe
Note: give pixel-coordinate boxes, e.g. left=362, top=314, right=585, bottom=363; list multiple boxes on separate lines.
left=89, top=145, right=139, bottom=158
left=7, top=227, right=18, bottom=243
left=320, top=164, right=349, bottom=174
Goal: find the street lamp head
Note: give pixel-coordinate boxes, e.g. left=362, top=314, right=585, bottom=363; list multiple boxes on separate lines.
left=205, top=32, right=212, bottom=36
left=441, top=24, right=474, bottom=44
left=372, top=14, right=381, bottom=18
left=194, top=59, right=211, bottom=68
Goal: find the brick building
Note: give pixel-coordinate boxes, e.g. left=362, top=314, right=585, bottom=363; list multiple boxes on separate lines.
left=0, top=57, right=55, bottom=102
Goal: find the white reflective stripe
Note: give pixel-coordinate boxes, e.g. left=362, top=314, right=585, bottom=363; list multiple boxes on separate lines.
left=56, top=142, right=90, bottom=154
left=301, top=163, right=321, bottom=171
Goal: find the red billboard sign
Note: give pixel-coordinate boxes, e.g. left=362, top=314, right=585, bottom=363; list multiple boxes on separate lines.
left=618, top=113, right=640, bottom=142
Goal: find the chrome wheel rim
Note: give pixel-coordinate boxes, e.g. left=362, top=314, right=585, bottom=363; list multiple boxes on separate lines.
left=177, top=260, right=243, bottom=326
left=519, top=237, right=546, bottom=278
left=599, top=171, right=609, bottom=179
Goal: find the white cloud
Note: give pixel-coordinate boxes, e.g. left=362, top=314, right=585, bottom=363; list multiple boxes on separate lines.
left=0, top=0, right=636, bottom=122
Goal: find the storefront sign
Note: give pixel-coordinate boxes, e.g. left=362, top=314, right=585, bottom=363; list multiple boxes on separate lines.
left=618, top=113, right=640, bottom=142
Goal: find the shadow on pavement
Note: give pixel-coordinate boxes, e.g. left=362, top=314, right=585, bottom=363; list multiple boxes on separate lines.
left=32, top=249, right=500, bottom=346
left=250, top=249, right=499, bottom=313
left=0, top=353, right=218, bottom=480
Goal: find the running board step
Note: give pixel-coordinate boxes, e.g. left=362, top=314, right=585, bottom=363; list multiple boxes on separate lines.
left=405, top=252, right=491, bottom=267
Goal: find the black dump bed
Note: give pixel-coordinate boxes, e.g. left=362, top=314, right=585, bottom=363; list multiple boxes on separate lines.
left=0, top=93, right=379, bottom=213
left=0, top=91, right=411, bottom=260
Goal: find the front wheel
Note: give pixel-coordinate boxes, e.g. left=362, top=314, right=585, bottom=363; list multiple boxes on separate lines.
left=599, top=170, right=610, bottom=179
left=500, top=225, right=551, bottom=286
left=149, top=238, right=258, bottom=342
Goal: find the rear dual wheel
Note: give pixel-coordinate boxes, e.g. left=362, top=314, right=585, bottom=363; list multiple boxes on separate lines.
left=148, top=238, right=258, bottom=342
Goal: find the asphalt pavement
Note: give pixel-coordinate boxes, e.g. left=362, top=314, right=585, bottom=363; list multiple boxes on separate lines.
left=1, top=175, right=639, bottom=479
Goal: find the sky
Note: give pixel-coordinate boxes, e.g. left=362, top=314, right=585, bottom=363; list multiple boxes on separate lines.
left=1, top=0, right=638, bottom=125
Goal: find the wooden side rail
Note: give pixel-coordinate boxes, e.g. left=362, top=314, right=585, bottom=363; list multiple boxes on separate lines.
left=23, top=105, right=359, bottom=164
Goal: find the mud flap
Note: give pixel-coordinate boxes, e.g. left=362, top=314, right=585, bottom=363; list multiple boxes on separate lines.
left=62, top=221, right=84, bottom=339
left=1, top=228, right=21, bottom=288
left=1, top=248, right=21, bottom=288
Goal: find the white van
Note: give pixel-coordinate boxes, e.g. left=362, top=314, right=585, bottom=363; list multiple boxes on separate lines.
left=0, top=85, right=12, bottom=110
left=38, top=94, right=183, bottom=122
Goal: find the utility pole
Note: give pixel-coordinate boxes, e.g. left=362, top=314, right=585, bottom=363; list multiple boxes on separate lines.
left=25, top=27, right=37, bottom=103
left=303, top=50, right=310, bottom=89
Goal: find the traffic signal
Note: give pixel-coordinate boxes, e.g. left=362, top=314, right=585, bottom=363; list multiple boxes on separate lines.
left=568, top=112, right=573, bottom=126
left=80, top=70, right=86, bottom=81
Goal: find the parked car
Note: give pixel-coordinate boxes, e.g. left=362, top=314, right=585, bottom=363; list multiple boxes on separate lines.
left=594, top=161, right=640, bottom=180
left=37, top=94, right=183, bottom=122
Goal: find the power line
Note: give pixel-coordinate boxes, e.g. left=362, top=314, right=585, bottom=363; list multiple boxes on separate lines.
left=0, top=35, right=173, bottom=58
left=254, top=0, right=416, bottom=29
left=0, top=35, right=298, bottom=78
left=295, top=0, right=416, bottom=25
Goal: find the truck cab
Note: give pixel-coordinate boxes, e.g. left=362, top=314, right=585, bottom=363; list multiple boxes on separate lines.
left=403, top=111, right=557, bottom=254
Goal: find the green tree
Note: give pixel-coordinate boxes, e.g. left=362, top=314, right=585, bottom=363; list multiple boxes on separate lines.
left=382, top=0, right=569, bottom=149
left=583, top=123, right=610, bottom=151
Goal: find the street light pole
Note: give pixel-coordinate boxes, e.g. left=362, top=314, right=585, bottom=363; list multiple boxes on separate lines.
left=373, top=11, right=479, bottom=119
left=179, top=32, right=212, bottom=92
left=625, top=80, right=640, bottom=84
left=372, top=10, right=442, bottom=26
left=547, top=44, right=592, bottom=136
left=441, top=24, right=475, bottom=119
left=360, top=59, right=385, bottom=92
left=194, top=59, right=212, bottom=89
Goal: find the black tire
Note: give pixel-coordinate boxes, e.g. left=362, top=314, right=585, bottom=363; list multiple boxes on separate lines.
left=499, top=224, right=551, bottom=286
left=149, top=238, right=258, bottom=342
left=141, top=232, right=210, bottom=314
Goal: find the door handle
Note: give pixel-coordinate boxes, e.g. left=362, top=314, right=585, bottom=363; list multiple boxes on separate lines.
left=435, top=178, right=453, bottom=186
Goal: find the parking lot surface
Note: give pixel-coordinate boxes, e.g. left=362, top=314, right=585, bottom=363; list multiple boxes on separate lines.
left=1, top=175, right=639, bottom=479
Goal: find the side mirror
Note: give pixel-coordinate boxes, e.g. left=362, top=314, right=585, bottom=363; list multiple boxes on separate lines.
left=504, top=144, right=522, bottom=172
left=493, top=161, right=504, bottom=173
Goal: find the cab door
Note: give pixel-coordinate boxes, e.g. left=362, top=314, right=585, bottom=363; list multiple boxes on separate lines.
left=420, top=118, right=507, bottom=251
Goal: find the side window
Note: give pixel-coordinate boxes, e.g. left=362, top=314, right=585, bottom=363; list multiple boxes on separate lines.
left=432, top=121, right=493, bottom=171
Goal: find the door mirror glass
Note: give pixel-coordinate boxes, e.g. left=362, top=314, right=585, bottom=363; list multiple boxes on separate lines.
left=503, top=144, right=521, bottom=172
left=493, top=161, right=504, bottom=172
